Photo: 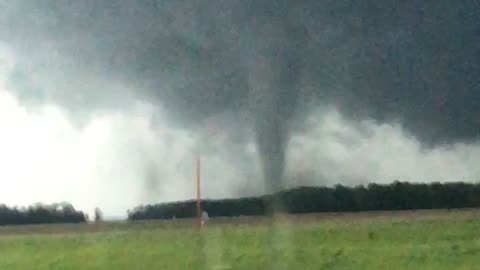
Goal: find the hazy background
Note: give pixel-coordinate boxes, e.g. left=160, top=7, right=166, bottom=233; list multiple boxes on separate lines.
left=0, top=1, right=479, bottom=217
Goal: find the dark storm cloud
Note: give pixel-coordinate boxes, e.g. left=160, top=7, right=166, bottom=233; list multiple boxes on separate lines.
left=1, top=0, right=479, bottom=193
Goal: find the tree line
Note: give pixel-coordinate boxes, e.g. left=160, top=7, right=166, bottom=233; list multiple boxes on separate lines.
left=2, top=181, right=480, bottom=225
left=128, top=181, right=480, bottom=220
left=0, top=202, right=86, bottom=225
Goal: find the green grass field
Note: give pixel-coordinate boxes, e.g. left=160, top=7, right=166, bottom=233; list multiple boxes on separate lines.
left=1, top=210, right=480, bottom=269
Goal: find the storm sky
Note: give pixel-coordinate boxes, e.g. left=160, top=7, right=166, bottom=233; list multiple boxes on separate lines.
left=0, top=1, right=479, bottom=217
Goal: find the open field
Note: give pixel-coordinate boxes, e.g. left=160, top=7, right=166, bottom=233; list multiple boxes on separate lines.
left=1, top=209, right=480, bottom=269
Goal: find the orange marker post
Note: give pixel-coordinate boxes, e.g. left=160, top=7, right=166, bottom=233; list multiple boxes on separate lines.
left=196, top=157, right=202, bottom=229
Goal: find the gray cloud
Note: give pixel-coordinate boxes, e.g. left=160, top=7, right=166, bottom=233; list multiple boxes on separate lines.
left=0, top=1, right=479, bottom=205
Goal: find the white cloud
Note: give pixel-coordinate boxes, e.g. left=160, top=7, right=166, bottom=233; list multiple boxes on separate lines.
left=286, top=108, right=480, bottom=186
left=0, top=43, right=261, bottom=217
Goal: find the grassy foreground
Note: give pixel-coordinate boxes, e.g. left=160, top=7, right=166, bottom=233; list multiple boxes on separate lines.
left=0, top=212, right=480, bottom=269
